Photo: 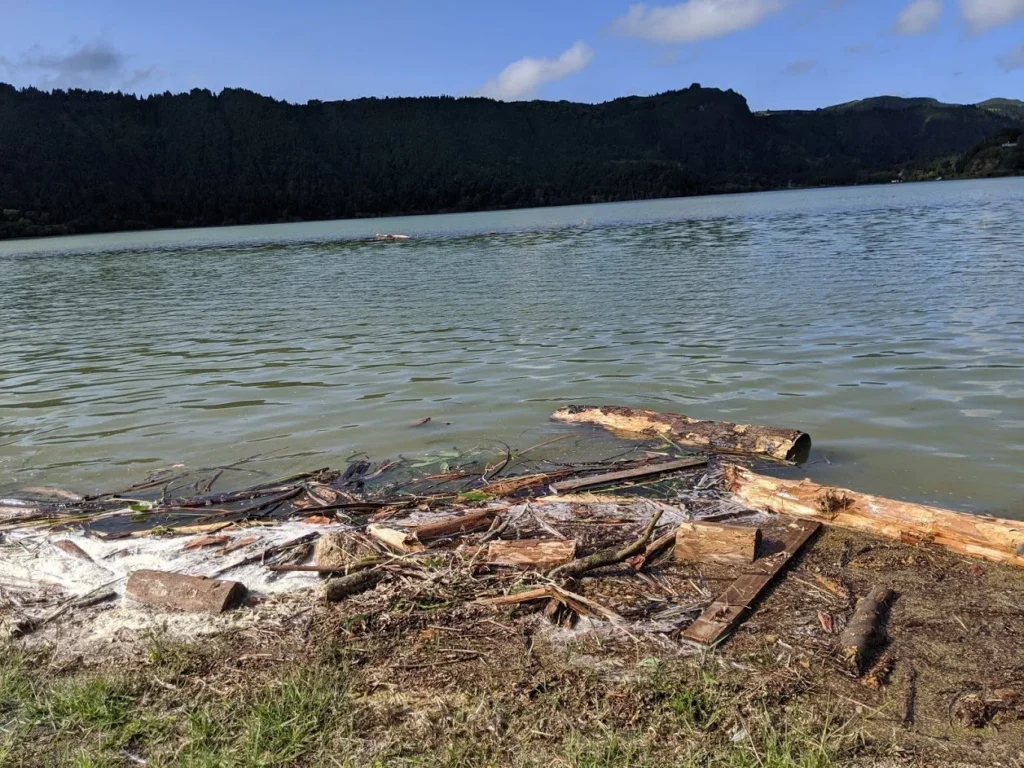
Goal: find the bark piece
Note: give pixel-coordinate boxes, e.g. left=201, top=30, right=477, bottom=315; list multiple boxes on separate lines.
left=54, top=540, right=92, bottom=561
left=725, top=464, right=1024, bottom=568
left=549, top=457, right=707, bottom=493
left=414, top=509, right=497, bottom=541
left=553, top=405, right=811, bottom=462
left=675, top=522, right=761, bottom=565
left=182, top=534, right=230, bottom=551
left=125, top=570, right=245, bottom=613
left=324, top=569, right=385, bottom=601
left=838, top=586, right=895, bottom=675
left=486, top=539, right=577, bottom=569
left=366, top=524, right=424, bottom=554
left=682, top=520, right=820, bottom=646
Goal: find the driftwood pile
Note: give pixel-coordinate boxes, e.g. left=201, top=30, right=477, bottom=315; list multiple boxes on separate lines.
left=5, top=405, right=1024, bottom=675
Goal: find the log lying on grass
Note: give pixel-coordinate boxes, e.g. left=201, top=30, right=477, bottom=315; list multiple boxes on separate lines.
left=553, top=405, right=811, bottom=462
left=725, top=465, right=1024, bottom=568
left=839, top=585, right=895, bottom=675
left=125, top=570, right=246, bottom=613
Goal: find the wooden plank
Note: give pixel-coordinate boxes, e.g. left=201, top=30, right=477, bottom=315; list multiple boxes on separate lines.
left=681, top=520, right=820, bottom=646
left=725, top=464, right=1024, bottom=568
left=125, top=570, right=246, bottom=613
left=553, top=405, right=811, bottom=462
left=674, top=522, right=761, bottom=565
left=550, top=457, right=707, bottom=493
left=486, top=539, right=577, bottom=569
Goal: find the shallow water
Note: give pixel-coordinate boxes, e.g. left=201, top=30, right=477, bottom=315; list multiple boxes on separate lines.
left=2, top=179, right=1023, bottom=514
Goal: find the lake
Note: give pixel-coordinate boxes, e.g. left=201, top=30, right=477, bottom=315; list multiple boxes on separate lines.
left=2, top=179, right=1023, bottom=515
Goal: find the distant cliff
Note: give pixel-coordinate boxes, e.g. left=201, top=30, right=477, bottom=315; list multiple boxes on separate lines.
left=0, top=83, right=1020, bottom=239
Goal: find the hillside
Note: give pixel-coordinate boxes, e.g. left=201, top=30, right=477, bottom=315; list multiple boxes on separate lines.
left=0, top=83, right=1020, bottom=239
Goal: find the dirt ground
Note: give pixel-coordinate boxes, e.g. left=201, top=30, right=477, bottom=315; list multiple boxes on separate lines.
left=4, top=502, right=1024, bottom=767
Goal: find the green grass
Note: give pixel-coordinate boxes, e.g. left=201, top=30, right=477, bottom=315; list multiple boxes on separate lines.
left=0, top=640, right=848, bottom=767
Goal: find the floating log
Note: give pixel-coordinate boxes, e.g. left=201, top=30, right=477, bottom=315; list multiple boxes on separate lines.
left=553, top=405, right=811, bottom=462
left=486, top=539, right=577, bottom=569
left=125, top=570, right=246, bottom=613
left=839, top=585, right=895, bottom=675
left=682, top=520, right=820, bottom=646
left=549, top=457, right=707, bottom=493
left=724, top=465, right=1024, bottom=568
left=674, top=522, right=761, bottom=565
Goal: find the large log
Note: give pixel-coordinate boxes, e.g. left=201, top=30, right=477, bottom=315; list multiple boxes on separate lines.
left=552, top=405, right=810, bottom=462
left=725, top=465, right=1024, bottom=568
left=125, top=570, right=246, bottom=613
left=674, top=522, right=761, bottom=565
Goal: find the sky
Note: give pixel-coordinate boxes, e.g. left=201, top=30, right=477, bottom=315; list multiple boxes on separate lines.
left=0, top=0, right=1022, bottom=110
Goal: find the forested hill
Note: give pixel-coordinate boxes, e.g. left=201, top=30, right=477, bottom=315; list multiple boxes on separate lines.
left=0, top=83, right=1020, bottom=239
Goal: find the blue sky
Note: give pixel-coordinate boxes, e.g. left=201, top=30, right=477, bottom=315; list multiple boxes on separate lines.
left=1, top=0, right=1022, bottom=110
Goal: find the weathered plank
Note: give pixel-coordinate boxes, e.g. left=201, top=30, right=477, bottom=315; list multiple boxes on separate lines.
left=414, top=508, right=497, bottom=540
left=674, top=521, right=761, bottom=565
left=125, top=570, right=246, bottom=613
left=681, top=520, right=820, bottom=646
left=725, top=464, right=1024, bottom=568
left=550, top=457, right=707, bottom=493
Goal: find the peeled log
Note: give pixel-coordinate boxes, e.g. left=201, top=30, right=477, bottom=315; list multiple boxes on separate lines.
left=725, top=465, right=1024, bottom=568
left=125, top=570, right=245, bottom=613
left=553, top=405, right=810, bottom=462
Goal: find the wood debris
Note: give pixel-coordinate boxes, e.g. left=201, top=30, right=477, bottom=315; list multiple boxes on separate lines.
left=674, top=521, right=761, bottom=565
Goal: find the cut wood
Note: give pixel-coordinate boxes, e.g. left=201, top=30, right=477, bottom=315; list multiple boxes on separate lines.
left=550, top=457, right=707, bottom=493
left=630, top=527, right=679, bottom=570
left=553, top=405, right=811, bottom=462
left=414, top=508, right=497, bottom=540
left=315, top=531, right=381, bottom=567
left=838, top=585, right=895, bottom=675
left=367, top=524, right=424, bottom=554
left=725, top=464, right=1024, bottom=568
left=324, top=568, right=385, bottom=601
left=476, top=587, right=553, bottom=606
left=674, top=521, right=761, bottom=565
left=486, top=539, right=577, bottom=569
left=125, top=570, right=246, bottom=613
left=682, top=520, right=820, bottom=646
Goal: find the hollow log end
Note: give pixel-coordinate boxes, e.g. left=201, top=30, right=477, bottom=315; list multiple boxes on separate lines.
left=785, top=433, right=813, bottom=463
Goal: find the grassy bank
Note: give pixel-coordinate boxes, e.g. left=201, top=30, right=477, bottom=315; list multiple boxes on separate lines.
left=1, top=636, right=851, bottom=767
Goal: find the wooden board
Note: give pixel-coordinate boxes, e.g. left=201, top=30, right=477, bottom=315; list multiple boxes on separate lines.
left=674, top=521, right=761, bottom=565
left=681, top=520, right=820, bottom=646
left=486, top=539, right=577, bottom=569
left=125, top=569, right=246, bottom=613
left=550, top=457, right=707, bottom=493
left=553, top=405, right=811, bottom=462
left=725, top=464, right=1024, bottom=568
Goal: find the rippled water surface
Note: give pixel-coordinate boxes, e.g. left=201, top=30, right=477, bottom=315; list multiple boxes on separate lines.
left=2, top=179, right=1023, bottom=514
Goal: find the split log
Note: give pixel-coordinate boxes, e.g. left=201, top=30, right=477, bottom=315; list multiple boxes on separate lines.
left=838, top=586, right=895, bottom=675
left=324, top=569, right=385, bottom=601
left=553, top=405, right=811, bottom=462
left=486, top=539, right=577, bottom=569
left=125, top=570, right=246, bottom=613
left=549, top=457, right=707, bottom=493
left=682, top=520, right=820, bottom=646
left=366, top=524, right=424, bottom=554
left=414, top=509, right=497, bottom=540
left=674, top=522, right=761, bottom=565
left=725, top=465, right=1024, bottom=568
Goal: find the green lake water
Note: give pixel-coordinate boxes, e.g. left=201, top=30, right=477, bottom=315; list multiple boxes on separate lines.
left=1, top=178, right=1022, bottom=515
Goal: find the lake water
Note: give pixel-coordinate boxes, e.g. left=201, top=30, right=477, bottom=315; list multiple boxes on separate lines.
left=2, top=179, right=1023, bottom=515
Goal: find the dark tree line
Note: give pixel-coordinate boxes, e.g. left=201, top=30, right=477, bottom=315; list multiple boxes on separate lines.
left=0, top=83, right=1019, bottom=239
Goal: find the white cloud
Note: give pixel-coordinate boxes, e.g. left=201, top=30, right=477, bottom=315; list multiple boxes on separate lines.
left=997, top=42, right=1024, bottom=70
left=477, top=41, right=593, bottom=101
left=958, top=0, right=1024, bottom=32
left=893, top=0, right=944, bottom=34
left=611, top=0, right=785, bottom=44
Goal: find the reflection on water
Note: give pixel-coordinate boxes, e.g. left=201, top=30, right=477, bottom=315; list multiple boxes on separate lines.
left=2, top=179, right=1023, bottom=514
